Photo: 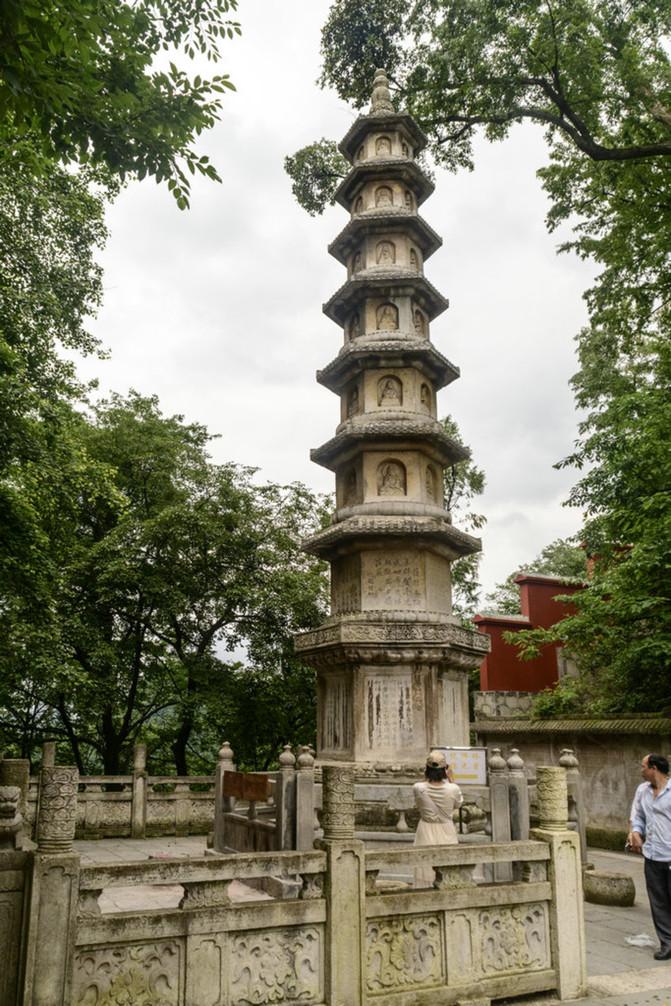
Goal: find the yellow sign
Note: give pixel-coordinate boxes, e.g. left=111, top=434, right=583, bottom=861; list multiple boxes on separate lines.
left=439, top=747, right=487, bottom=785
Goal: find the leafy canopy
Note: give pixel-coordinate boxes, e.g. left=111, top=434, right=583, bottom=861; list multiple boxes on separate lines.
left=1, top=0, right=241, bottom=206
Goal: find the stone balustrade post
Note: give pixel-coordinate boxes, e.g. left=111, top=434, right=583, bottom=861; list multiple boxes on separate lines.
left=131, top=742, right=147, bottom=839
left=0, top=786, right=28, bottom=1005
left=319, top=765, right=365, bottom=1006
left=295, top=746, right=316, bottom=851
left=488, top=748, right=512, bottom=881
left=507, top=748, right=530, bottom=841
left=276, top=744, right=296, bottom=851
left=24, top=765, right=81, bottom=1006
left=559, top=747, right=586, bottom=863
left=532, top=766, right=586, bottom=1000
left=213, top=741, right=236, bottom=852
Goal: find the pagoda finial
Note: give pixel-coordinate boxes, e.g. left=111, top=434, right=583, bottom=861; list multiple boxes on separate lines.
left=370, top=68, right=394, bottom=115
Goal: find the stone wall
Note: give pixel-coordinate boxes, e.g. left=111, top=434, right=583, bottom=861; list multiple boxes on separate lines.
left=474, top=717, right=671, bottom=846
left=474, top=690, right=535, bottom=720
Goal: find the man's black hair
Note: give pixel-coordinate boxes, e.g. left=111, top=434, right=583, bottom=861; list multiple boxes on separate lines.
left=647, top=753, right=670, bottom=775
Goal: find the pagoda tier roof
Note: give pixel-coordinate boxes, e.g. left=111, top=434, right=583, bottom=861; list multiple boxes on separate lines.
left=302, top=513, right=481, bottom=560
left=310, top=416, right=469, bottom=471
left=323, top=273, right=448, bottom=327
left=328, top=210, right=442, bottom=265
left=317, top=337, right=459, bottom=394
left=339, top=112, right=428, bottom=163
left=335, top=159, right=434, bottom=210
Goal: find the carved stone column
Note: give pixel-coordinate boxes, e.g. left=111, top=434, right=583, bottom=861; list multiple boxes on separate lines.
left=536, top=766, right=568, bottom=832
left=25, top=765, right=81, bottom=1006
left=35, top=765, right=78, bottom=852
left=321, top=764, right=355, bottom=840
left=319, top=764, right=365, bottom=1005
left=532, top=765, right=586, bottom=1000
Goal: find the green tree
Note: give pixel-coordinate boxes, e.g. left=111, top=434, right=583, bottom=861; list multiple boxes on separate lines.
left=513, top=341, right=671, bottom=716
left=1, top=0, right=241, bottom=206
left=440, top=416, right=486, bottom=620
left=485, top=537, right=587, bottom=615
left=0, top=138, right=119, bottom=743
left=1, top=393, right=329, bottom=773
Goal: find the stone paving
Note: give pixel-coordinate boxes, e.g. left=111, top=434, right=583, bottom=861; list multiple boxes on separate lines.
left=74, top=838, right=671, bottom=1002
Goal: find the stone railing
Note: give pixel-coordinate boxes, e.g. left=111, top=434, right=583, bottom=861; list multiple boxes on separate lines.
left=1, top=762, right=586, bottom=1005
left=12, top=743, right=216, bottom=840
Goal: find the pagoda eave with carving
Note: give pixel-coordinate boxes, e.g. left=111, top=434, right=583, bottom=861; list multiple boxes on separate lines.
left=295, top=70, right=488, bottom=765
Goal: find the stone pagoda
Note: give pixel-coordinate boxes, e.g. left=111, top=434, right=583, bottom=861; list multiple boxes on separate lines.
left=295, top=70, right=489, bottom=769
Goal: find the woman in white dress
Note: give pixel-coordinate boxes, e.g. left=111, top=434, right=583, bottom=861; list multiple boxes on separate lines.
left=413, top=749, right=463, bottom=886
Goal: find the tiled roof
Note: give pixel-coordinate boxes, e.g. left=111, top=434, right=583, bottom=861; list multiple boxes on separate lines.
left=472, top=717, right=671, bottom=735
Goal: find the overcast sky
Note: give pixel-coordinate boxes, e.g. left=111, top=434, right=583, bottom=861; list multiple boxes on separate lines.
left=80, top=1, right=597, bottom=602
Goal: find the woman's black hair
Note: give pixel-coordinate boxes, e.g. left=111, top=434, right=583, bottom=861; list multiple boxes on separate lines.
left=425, top=764, right=447, bottom=782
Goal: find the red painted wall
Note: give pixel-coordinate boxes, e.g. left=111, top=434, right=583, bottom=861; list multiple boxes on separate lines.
left=475, top=574, right=583, bottom=692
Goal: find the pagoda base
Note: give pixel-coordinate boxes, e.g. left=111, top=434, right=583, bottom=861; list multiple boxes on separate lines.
left=295, top=614, right=489, bottom=765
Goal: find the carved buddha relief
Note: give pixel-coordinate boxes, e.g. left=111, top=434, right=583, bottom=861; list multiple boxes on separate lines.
left=409, top=248, right=419, bottom=271
left=376, top=302, right=398, bottom=331
left=354, top=196, right=363, bottom=214
left=375, top=186, right=393, bottom=208
left=377, top=375, right=402, bottom=406
left=377, top=460, right=407, bottom=496
left=376, top=240, right=395, bottom=266
left=404, top=190, right=413, bottom=210
left=375, top=135, right=392, bottom=156
left=420, top=382, right=432, bottom=413
left=401, top=141, right=409, bottom=156
left=414, top=308, right=426, bottom=336
left=425, top=465, right=438, bottom=502
left=348, top=311, right=361, bottom=340
left=346, top=384, right=360, bottom=417
left=352, top=251, right=363, bottom=274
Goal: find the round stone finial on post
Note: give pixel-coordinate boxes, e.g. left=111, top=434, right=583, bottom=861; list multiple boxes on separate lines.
left=559, top=748, right=579, bottom=770
left=536, top=766, right=568, bottom=831
left=218, top=741, right=235, bottom=767
left=507, top=748, right=526, bottom=775
left=36, top=766, right=79, bottom=852
left=297, top=745, right=315, bottom=771
left=370, top=68, right=395, bottom=115
left=488, top=747, right=507, bottom=774
left=279, top=744, right=296, bottom=770
left=321, top=765, right=355, bottom=840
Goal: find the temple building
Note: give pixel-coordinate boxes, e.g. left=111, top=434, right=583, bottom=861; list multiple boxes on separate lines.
left=295, top=70, right=488, bottom=767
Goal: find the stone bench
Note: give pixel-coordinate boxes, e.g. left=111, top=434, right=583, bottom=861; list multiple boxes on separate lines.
left=584, top=868, right=635, bottom=907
